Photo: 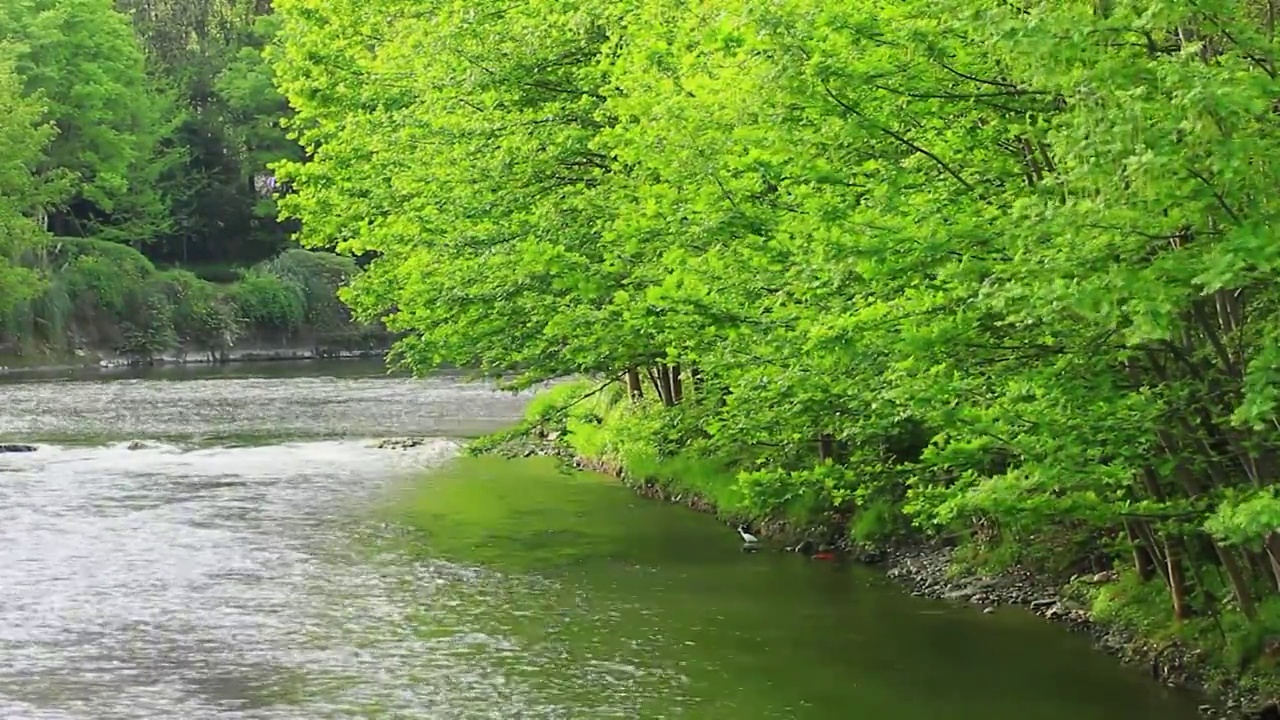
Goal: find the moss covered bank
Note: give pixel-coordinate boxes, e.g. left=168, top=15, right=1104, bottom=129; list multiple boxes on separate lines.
left=462, top=380, right=1280, bottom=720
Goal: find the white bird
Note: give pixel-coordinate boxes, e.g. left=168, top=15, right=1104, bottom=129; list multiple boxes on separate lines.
left=736, top=525, right=759, bottom=544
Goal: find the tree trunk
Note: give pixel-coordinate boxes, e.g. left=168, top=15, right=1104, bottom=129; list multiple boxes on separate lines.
left=1156, top=440, right=1260, bottom=619
left=1166, top=537, right=1193, bottom=620
left=625, top=368, right=643, bottom=402
left=1125, top=520, right=1157, bottom=582
left=1262, top=532, right=1280, bottom=594
left=818, top=434, right=835, bottom=463
left=646, top=367, right=667, bottom=405
left=653, top=365, right=677, bottom=407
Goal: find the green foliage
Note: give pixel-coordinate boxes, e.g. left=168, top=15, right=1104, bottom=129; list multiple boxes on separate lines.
left=275, top=0, right=1280, bottom=685
left=1092, top=570, right=1280, bottom=687
left=0, top=244, right=365, bottom=357
left=0, top=0, right=301, bottom=286
left=154, top=269, right=241, bottom=351
left=215, top=13, right=302, bottom=175
left=257, top=248, right=356, bottom=329
left=148, top=2, right=299, bottom=265
left=117, top=279, right=177, bottom=358
left=226, top=268, right=305, bottom=332
left=849, top=497, right=906, bottom=548
left=1207, top=489, right=1280, bottom=549
left=55, top=238, right=154, bottom=316
left=0, top=0, right=182, bottom=239
left=180, top=263, right=244, bottom=284
left=0, top=44, right=56, bottom=319
left=523, top=380, right=600, bottom=426
left=0, top=0, right=322, bottom=357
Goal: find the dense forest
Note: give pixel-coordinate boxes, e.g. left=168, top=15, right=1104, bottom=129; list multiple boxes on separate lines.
left=272, top=0, right=1280, bottom=692
left=0, top=0, right=380, bottom=362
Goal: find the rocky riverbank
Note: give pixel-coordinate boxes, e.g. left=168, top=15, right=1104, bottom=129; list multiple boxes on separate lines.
left=884, top=545, right=1277, bottom=719
left=442, top=429, right=1277, bottom=720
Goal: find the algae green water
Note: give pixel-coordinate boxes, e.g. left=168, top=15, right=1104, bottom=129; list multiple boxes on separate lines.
left=0, top=361, right=1203, bottom=718
left=379, top=455, right=1204, bottom=720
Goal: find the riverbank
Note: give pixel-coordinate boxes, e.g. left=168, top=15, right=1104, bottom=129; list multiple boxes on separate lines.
left=0, top=242, right=392, bottom=368
left=0, top=344, right=387, bottom=376
left=452, top=383, right=1280, bottom=720
left=0, top=366, right=1207, bottom=719
left=883, top=546, right=1279, bottom=720
left=473, top=431, right=1276, bottom=719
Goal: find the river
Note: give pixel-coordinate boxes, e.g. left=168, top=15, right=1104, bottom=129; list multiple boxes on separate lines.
left=0, top=360, right=1204, bottom=719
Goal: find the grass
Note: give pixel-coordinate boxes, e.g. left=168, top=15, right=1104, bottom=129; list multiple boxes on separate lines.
left=1082, top=570, right=1280, bottom=698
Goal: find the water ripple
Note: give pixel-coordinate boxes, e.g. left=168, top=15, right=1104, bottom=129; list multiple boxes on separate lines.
left=0, top=369, right=531, bottom=443
left=0, top=367, right=1204, bottom=720
left=0, top=389, right=643, bottom=718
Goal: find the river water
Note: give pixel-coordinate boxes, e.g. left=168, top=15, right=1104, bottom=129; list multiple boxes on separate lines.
left=0, top=360, right=1203, bottom=719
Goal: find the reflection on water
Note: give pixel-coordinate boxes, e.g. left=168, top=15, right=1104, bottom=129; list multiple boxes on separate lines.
left=0, top=363, right=1205, bottom=719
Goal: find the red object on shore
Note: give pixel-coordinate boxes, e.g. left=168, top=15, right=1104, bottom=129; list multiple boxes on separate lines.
left=811, top=552, right=835, bottom=561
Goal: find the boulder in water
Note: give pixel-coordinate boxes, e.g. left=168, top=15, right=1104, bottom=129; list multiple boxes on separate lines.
left=0, top=443, right=37, bottom=453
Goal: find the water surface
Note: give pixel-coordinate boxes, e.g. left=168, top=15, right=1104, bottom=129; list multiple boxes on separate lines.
left=0, top=360, right=525, bottom=444
left=0, top=361, right=1204, bottom=718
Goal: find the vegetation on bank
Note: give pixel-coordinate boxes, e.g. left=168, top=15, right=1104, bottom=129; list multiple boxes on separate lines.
left=477, top=380, right=1280, bottom=706
left=273, top=0, right=1280, bottom=703
left=0, top=241, right=385, bottom=362
left=0, top=0, right=318, bottom=357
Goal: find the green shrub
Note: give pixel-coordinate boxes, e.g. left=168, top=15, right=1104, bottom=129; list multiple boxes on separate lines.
left=1, top=275, right=71, bottom=348
left=54, top=237, right=156, bottom=278
left=227, top=269, right=306, bottom=331
left=522, top=378, right=598, bottom=425
left=154, top=270, right=242, bottom=351
left=117, top=280, right=176, bottom=359
left=848, top=496, right=904, bottom=548
left=64, top=255, right=126, bottom=314
left=257, top=249, right=358, bottom=330
left=29, top=276, right=73, bottom=344
left=55, top=238, right=155, bottom=317
left=521, top=382, right=750, bottom=514
left=183, top=263, right=243, bottom=284
left=0, top=242, right=376, bottom=356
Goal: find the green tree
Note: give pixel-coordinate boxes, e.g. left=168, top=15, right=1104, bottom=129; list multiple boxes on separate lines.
left=274, top=0, right=1280, bottom=679
left=118, top=0, right=296, bottom=264
left=0, top=44, right=63, bottom=317
left=273, top=0, right=659, bottom=384
left=0, top=0, right=181, bottom=243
